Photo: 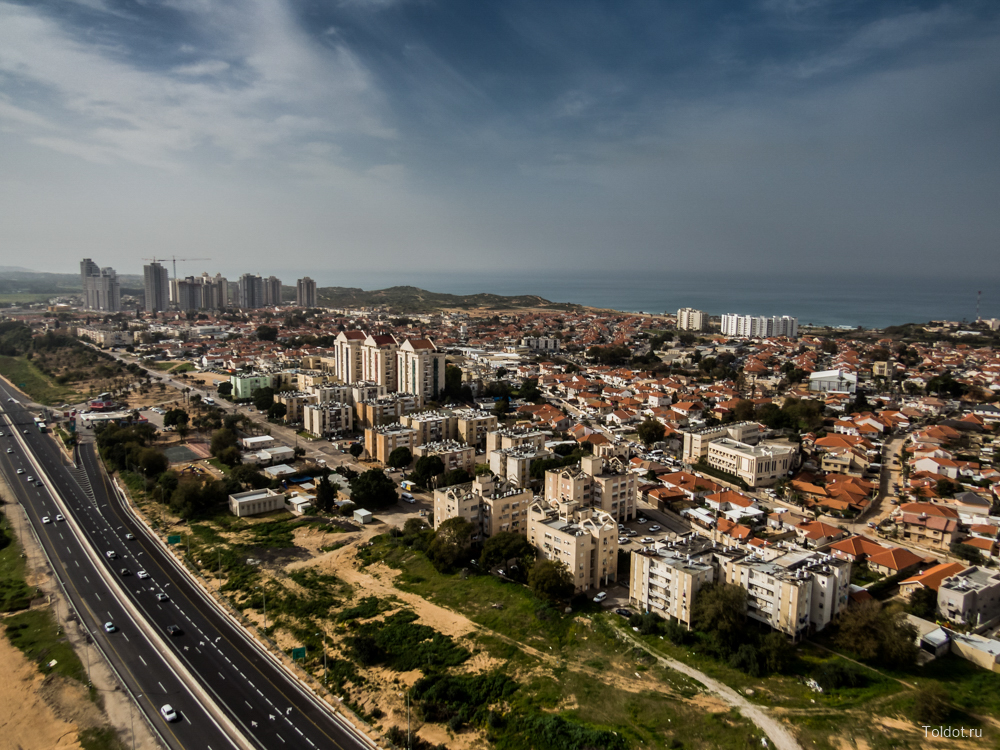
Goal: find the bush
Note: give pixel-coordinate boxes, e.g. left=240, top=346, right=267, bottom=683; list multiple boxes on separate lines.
left=346, top=610, right=470, bottom=672
left=812, top=661, right=867, bottom=692
left=911, top=685, right=951, bottom=724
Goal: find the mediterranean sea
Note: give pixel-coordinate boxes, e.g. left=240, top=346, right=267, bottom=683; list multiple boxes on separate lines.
left=271, top=269, right=1000, bottom=331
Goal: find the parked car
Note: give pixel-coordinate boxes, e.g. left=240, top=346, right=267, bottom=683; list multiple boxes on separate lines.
left=593, top=591, right=608, bottom=603
left=649, top=525, right=661, bottom=532
left=614, top=608, right=633, bottom=617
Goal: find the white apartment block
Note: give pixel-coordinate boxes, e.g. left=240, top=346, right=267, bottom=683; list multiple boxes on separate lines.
left=706, top=438, right=796, bottom=488
left=521, top=336, right=561, bottom=352
left=397, top=338, right=446, bottom=400
left=303, top=402, right=353, bottom=436
left=682, top=422, right=763, bottom=462
left=528, top=499, right=619, bottom=592
left=486, top=427, right=547, bottom=455
left=676, top=308, right=706, bottom=332
left=544, top=456, right=637, bottom=523
left=724, top=550, right=850, bottom=638
left=333, top=330, right=366, bottom=384
left=413, top=440, right=476, bottom=474
left=362, top=334, right=399, bottom=391
left=433, top=475, right=531, bottom=540
left=76, top=326, right=134, bottom=348
left=630, top=549, right=715, bottom=628
left=720, top=314, right=798, bottom=339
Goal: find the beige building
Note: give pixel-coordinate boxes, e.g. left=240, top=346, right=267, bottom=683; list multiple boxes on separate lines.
left=397, top=338, right=446, bottom=401
left=454, top=409, right=498, bottom=448
left=682, top=422, right=763, bottom=462
left=364, top=423, right=418, bottom=465
left=486, top=426, right=547, bottom=455
left=333, top=330, right=366, bottom=384
left=527, top=499, right=619, bottom=592
left=362, top=334, right=399, bottom=390
left=274, top=391, right=315, bottom=422
left=676, top=308, right=706, bottom=332
left=413, top=440, right=476, bottom=474
left=630, top=549, right=715, bottom=627
left=229, top=488, right=285, bottom=517
left=724, top=550, right=851, bottom=638
left=433, top=475, right=531, bottom=540
left=489, top=445, right=552, bottom=487
left=76, top=326, right=135, bottom=348
left=938, top=567, right=1000, bottom=627
left=544, top=456, right=637, bottom=523
left=399, top=410, right=458, bottom=444
left=706, top=438, right=796, bottom=488
left=303, top=402, right=353, bottom=437
left=356, top=393, right=423, bottom=429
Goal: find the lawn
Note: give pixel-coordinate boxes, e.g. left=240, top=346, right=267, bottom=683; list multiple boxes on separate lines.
left=0, top=355, right=82, bottom=404
left=4, top=608, right=87, bottom=684
left=0, top=515, right=37, bottom=612
left=0, top=293, right=55, bottom=304
left=205, top=457, right=231, bottom=474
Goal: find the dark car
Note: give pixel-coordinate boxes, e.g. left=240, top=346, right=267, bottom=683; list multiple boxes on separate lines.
left=614, top=608, right=633, bottom=618
left=166, top=625, right=182, bottom=636
left=120, top=568, right=131, bottom=576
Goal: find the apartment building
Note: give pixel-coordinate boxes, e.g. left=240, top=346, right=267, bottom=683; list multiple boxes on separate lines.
left=486, top=426, right=546, bottom=455
left=544, top=456, right=636, bottom=523
left=724, top=550, right=850, bottom=638
left=238, top=274, right=265, bottom=309
left=454, top=410, right=498, bottom=448
left=397, top=338, right=446, bottom=400
left=263, top=275, right=282, bottom=307
left=333, top=330, right=366, bottom=384
left=230, top=372, right=277, bottom=400
left=143, top=262, right=170, bottom=313
left=720, top=314, right=798, bottom=339
left=433, top=474, right=531, bottom=539
left=362, top=334, right=399, bottom=390
left=706, top=438, right=797, bottom=488
left=630, top=549, right=715, bottom=627
left=527, top=499, right=619, bottom=592
left=399, top=410, right=458, bottom=444
left=302, top=402, right=353, bottom=436
left=296, top=276, right=317, bottom=307
left=682, top=422, right=763, bottom=462
left=897, top=505, right=961, bottom=551
left=274, top=391, right=315, bottom=422
left=489, top=445, right=552, bottom=487
left=364, top=423, right=418, bottom=465
left=80, top=258, right=121, bottom=312
left=356, top=393, right=423, bottom=429
left=676, top=308, right=706, bottom=332
left=351, top=381, right=388, bottom=405
left=937, top=567, right=1000, bottom=627
left=76, top=326, right=134, bottom=348
left=413, top=440, right=476, bottom=474
left=521, top=336, right=561, bottom=352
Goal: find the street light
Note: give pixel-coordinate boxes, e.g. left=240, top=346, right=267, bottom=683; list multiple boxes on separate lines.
left=256, top=585, right=267, bottom=631
left=316, top=630, right=327, bottom=685
left=398, top=691, right=411, bottom=750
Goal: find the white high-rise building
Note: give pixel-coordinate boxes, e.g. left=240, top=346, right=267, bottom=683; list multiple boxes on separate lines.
left=677, top=308, right=706, bottom=331
left=80, top=258, right=121, bottom=312
left=720, top=314, right=798, bottom=339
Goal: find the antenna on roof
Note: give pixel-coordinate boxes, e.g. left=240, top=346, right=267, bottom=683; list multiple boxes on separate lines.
left=977, top=290, right=982, bottom=322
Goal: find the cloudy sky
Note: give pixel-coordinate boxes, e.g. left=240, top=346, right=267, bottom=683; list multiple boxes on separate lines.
left=1, top=0, right=999, bottom=282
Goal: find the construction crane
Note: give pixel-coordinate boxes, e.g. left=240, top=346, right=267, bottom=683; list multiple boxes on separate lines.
left=143, top=256, right=212, bottom=279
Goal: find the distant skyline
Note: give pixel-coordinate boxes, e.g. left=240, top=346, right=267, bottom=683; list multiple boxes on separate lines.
left=2, top=1, right=1000, bottom=280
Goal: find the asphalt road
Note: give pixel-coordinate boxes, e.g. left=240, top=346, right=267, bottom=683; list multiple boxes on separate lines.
left=1, top=384, right=376, bottom=750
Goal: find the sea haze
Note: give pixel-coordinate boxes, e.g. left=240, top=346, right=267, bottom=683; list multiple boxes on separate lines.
left=267, top=270, right=998, bottom=330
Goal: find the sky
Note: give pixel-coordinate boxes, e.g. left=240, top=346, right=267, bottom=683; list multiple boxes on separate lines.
left=1, top=0, right=999, bottom=284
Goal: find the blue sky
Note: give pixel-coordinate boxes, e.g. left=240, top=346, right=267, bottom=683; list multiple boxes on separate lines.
left=1, top=0, right=999, bottom=282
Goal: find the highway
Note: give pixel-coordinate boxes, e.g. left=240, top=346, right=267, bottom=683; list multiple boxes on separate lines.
left=0, top=382, right=376, bottom=750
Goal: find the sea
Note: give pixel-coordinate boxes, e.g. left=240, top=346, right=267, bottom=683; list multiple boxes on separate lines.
left=269, top=269, right=999, bottom=331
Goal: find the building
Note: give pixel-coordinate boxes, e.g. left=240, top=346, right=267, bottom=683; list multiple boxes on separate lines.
left=413, top=440, right=476, bottom=474
left=677, top=308, right=706, bottom=332
left=263, top=275, right=282, bottom=307
left=454, top=410, right=498, bottom=448
left=489, top=445, right=552, bottom=487
left=238, top=274, right=265, bottom=309
left=333, top=330, right=366, bottom=384
left=273, top=391, right=315, bottom=422
left=897, top=505, right=960, bottom=551
left=230, top=373, right=278, bottom=401
left=706, top=438, right=797, bottom=488
left=362, top=334, right=399, bottom=390
left=521, top=337, right=561, bottom=352
left=76, top=326, right=134, bottom=348
left=356, top=393, right=423, bottom=429
left=938, top=567, right=1000, bottom=627
left=229, top=488, right=285, bottom=517
left=399, top=410, right=458, bottom=444
left=486, top=426, right=546, bottom=455
left=527, top=499, right=619, bottom=592
left=630, top=548, right=715, bottom=627
left=302, top=402, right=353, bottom=437
left=682, top=422, right=763, bottom=462
left=80, top=258, right=121, bottom=312
left=200, top=273, right=230, bottom=310
left=720, top=314, right=798, bottom=339
left=544, top=455, right=637, bottom=523
left=143, top=262, right=170, bottom=313
left=808, top=370, right=858, bottom=394
left=724, top=550, right=851, bottom=638
left=364, top=423, right=418, bottom=465
left=296, top=277, right=317, bottom=307
left=433, top=474, right=531, bottom=539
left=396, top=338, right=446, bottom=401
left=171, top=276, right=204, bottom=311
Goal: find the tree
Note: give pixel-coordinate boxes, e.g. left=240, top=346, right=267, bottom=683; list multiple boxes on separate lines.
left=349, top=443, right=364, bottom=459
left=256, top=325, right=278, bottom=342
left=911, top=685, right=951, bottom=724
left=217, top=445, right=241, bottom=467
left=267, top=402, right=287, bottom=421
left=314, top=474, right=337, bottom=513
left=217, top=381, right=233, bottom=397
left=907, top=587, right=939, bottom=620
left=412, top=455, right=445, bottom=488
left=438, top=468, right=472, bottom=488
left=528, top=559, right=575, bottom=602
left=834, top=600, right=918, bottom=668
left=636, top=418, right=666, bottom=447
left=252, top=387, right=275, bottom=412
left=492, top=397, right=509, bottom=419
left=349, top=469, right=398, bottom=510
left=426, top=517, right=474, bottom=573
left=387, top=446, right=413, bottom=470
left=480, top=531, right=536, bottom=573
left=138, top=447, right=168, bottom=478
left=229, top=463, right=268, bottom=490
left=759, top=631, right=793, bottom=675
left=692, top=583, right=747, bottom=652
left=210, top=428, right=239, bottom=457
left=163, top=408, right=189, bottom=428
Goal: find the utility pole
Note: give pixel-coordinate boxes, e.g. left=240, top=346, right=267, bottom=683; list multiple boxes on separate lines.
left=316, top=630, right=327, bottom=685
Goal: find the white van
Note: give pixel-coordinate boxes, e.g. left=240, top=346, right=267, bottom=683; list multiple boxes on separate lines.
left=401, top=492, right=415, bottom=504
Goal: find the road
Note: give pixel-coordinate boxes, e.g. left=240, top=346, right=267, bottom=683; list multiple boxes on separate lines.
left=1, top=383, right=377, bottom=750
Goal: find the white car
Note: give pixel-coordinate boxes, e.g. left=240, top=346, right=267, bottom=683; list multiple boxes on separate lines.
left=156, top=593, right=169, bottom=602
left=160, top=704, right=178, bottom=722
left=137, top=570, right=149, bottom=579
left=106, top=550, right=117, bottom=559
left=125, top=533, right=135, bottom=540
left=55, top=514, right=64, bottom=522
left=593, top=592, right=608, bottom=603
left=636, top=518, right=647, bottom=525
left=104, top=622, right=116, bottom=633
left=649, top=525, right=661, bottom=532
left=16, top=468, right=24, bottom=475
left=42, top=516, right=51, bottom=524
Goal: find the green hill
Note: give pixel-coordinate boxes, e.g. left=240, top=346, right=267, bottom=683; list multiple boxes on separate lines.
left=315, top=285, right=580, bottom=313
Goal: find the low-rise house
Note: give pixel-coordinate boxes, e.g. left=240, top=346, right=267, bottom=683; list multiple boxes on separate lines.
left=899, top=562, right=968, bottom=600
left=229, top=488, right=284, bottom=517
left=866, top=546, right=926, bottom=577
left=938, top=567, right=1000, bottom=627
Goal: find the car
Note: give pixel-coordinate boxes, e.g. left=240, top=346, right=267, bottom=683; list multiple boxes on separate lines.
left=636, top=517, right=647, bottom=524
left=627, top=529, right=639, bottom=537
left=5, top=448, right=11, bottom=454
left=16, top=468, right=24, bottom=475
left=137, top=570, right=149, bottom=579
left=106, top=550, right=117, bottom=559
left=641, top=537, right=654, bottom=544
left=104, top=622, right=116, bottom=633
left=26, top=476, right=33, bottom=483
left=23, top=429, right=28, bottom=434
left=618, top=536, right=631, bottom=544
left=593, top=592, right=608, bottom=603
left=55, top=514, right=64, bottom=522
left=7, top=398, right=13, bottom=402
left=120, top=568, right=131, bottom=576
left=156, top=593, right=169, bottom=602
left=166, top=625, right=182, bottom=636
left=402, top=496, right=416, bottom=504
left=35, top=481, right=42, bottom=487
left=614, top=608, right=633, bottom=617
left=649, top=525, right=662, bottom=532
left=125, top=533, right=135, bottom=540
left=160, top=704, right=178, bottom=722
left=867, top=521, right=877, bottom=528
left=618, top=523, right=625, bottom=530
left=42, top=516, right=51, bottom=524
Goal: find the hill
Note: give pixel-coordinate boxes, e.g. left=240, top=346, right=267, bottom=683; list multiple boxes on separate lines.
left=315, top=285, right=580, bottom=313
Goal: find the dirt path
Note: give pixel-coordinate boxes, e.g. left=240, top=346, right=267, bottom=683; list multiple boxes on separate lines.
left=616, top=628, right=804, bottom=750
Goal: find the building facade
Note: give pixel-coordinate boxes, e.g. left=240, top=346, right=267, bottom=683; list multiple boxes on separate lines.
left=80, top=258, right=121, bottom=312
left=433, top=475, right=531, bottom=540
left=303, top=402, right=353, bottom=436
left=143, top=262, right=170, bottom=313
left=630, top=549, right=715, bottom=627
left=527, top=499, right=619, bottom=592
left=706, top=438, right=797, bottom=488
left=296, top=276, right=317, bottom=307
left=238, top=274, right=265, bottom=309
left=677, top=308, right=706, bottom=332
left=396, top=338, right=446, bottom=400
left=720, top=314, right=798, bottom=339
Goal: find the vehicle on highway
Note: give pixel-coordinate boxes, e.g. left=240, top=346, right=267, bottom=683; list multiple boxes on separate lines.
left=35, top=480, right=42, bottom=487
left=125, top=533, right=135, bottom=540
left=593, top=591, right=608, bottom=603
left=26, top=476, right=34, bottom=482
left=55, top=514, right=64, bottom=522
left=22, top=429, right=28, bottom=434
left=120, top=568, right=131, bottom=576
left=104, top=622, right=116, bottom=633
left=106, top=550, right=118, bottom=559
left=5, top=448, right=11, bottom=454
left=166, top=624, right=182, bottom=636
left=137, top=570, right=149, bottom=579
left=649, top=525, right=661, bottom=532
left=16, top=468, right=23, bottom=474
left=156, top=593, right=170, bottom=602
left=160, top=704, right=178, bottom=722
left=42, top=516, right=51, bottom=524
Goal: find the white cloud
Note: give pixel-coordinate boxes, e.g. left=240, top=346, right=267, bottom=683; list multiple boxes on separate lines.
left=172, top=60, right=231, bottom=76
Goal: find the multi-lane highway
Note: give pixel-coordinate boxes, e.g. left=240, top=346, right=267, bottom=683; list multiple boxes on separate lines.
left=0, top=382, right=376, bottom=750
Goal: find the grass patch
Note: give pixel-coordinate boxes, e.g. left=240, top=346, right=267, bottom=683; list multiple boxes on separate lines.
left=170, top=363, right=195, bottom=373
left=0, top=293, right=55, bottom=304
left=0, top=515, right=36, bottom=612
left=346, top=609, right=470, bottom=672
left=0, top=355, right=81, bottom=405
left=78, top=726, right=128, bottom=750
left=4, top=608, right=87, bottom=684
left=205, top=458, right=231, bottom=474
